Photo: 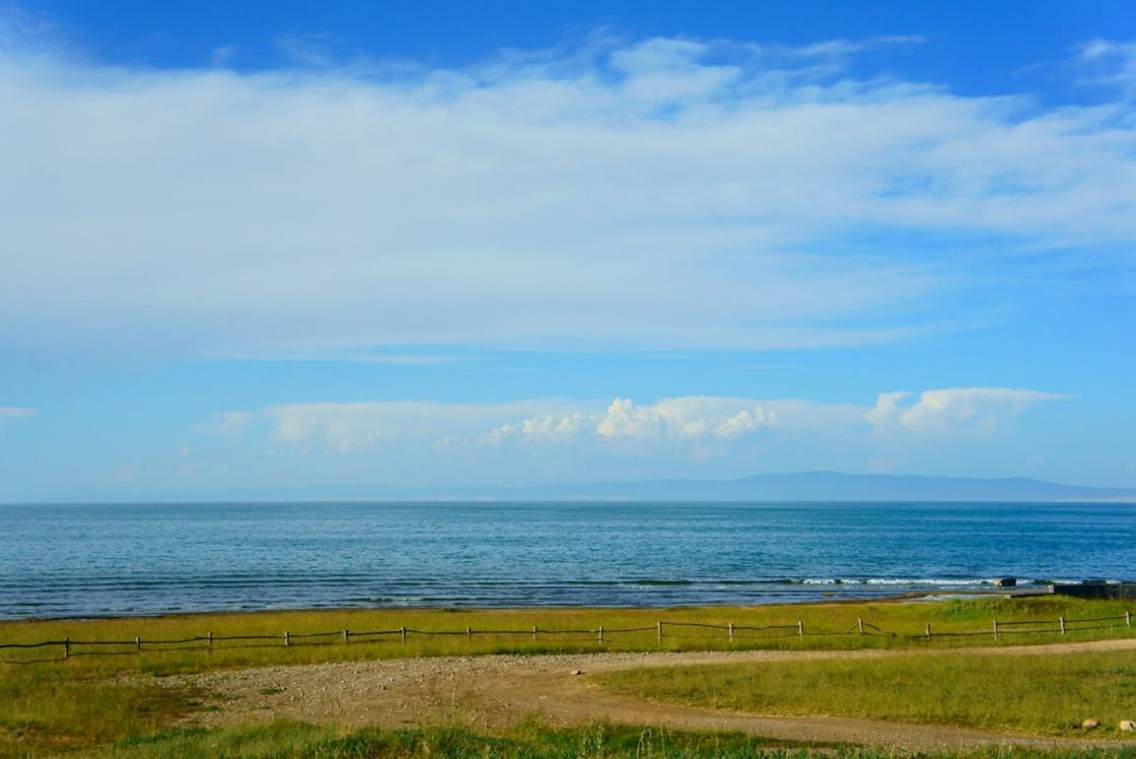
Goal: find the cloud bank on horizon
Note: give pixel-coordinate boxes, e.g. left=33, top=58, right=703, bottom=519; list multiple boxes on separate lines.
left=216, top=386, right=1067, bottom=459
left=0, top=3, right=1133, bottom=498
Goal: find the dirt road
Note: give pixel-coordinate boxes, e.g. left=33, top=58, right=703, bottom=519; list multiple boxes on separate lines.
left=174, top=638, right=1136, bottom=751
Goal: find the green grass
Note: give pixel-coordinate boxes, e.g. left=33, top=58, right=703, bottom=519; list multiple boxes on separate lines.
left=1, top=596, right=1130, bottom=674
left=0, top=667, right=203, bottom=757
left=73, top=720, right=1136, bottom=758
left=78, top=720, right=828, bottom=758
left=0, top=597, right=1132, bottom=756
left=599, top=649, right=1136, bottom=739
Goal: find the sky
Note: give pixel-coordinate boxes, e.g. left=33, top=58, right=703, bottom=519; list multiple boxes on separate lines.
left=0, top=1, right=1134, bottom=501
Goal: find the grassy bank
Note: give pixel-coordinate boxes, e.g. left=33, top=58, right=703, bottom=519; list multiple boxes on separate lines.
left=1, top=597, right=1133, bottom=756
left=2, top=596, right=1131, bottom=673
left=599, top=648, right=1136, bottom=739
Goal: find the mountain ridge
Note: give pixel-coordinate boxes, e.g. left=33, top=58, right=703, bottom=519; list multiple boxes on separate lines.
left=17, top=471, right=1135, bottom=504
left=505, top=471, right=1136, bottom=502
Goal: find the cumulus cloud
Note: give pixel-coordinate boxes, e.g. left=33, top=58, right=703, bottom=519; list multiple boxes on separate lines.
left=1, top=30, right=1134, bottom=355
left=239, top=386, right=1066, bottom=454
left=713, top=407, right=780, bottom=439
left=477, top=396, right=785, bottom=446
left=595, top=397, right=782, bottom=441
left=867, top=388, right=1070, bottom=435
left=479, top=412, right=595, bottom=446
left=244, top=394, right=851, bottom=454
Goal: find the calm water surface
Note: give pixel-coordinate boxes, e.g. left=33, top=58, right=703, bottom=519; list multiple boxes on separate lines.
left=0, top=502, right=1132, bottom=618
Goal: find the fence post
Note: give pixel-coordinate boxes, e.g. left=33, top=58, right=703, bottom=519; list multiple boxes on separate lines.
left=597, top=625, right=604, bottom=645
left=1059, top=616, right=1066, bottom=635
left=284, top=631, right=290, bottom=647
left=798, top=620, right=804, bottom=640
left=992, top=619, right=999, bottom=641
left=343, top=629, right=350, bottom=644
left=207, top=631, right=213, bottom=650
left=135, top=635, right=141, bottom=652
left=465, top=626, right=471, bottom=639
left=532, top=625, right=538, bottom=641
left=728, top=622, right=734, bottom=642
left=857, top=618, right=864, bottom=635
left=1126, top=610, right=1131, bottom=627
left=657, top=621, right=663, bottom=642
left=925, top=623, right=932, bottom=640
left=400, top=626, right=407, bottom=644
left=63, top=637, right=70, bottom=659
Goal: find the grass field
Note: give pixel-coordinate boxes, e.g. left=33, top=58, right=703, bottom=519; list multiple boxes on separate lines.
left=2, top=595, right=1131, bottom=672
left=1, top=596, right=1133, bottom=757
left=599, top=648, right=1136, bottom=738
left=75, top=720, right=840, bottom=759
left=70, top=719, right=1136, bottom=759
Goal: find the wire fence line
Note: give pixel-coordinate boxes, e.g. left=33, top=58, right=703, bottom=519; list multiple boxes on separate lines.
left=1, top=611, right=1130, bottom=662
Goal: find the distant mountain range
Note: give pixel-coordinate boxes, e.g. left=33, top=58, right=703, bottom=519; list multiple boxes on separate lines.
left=38, top=471, right=1135, bottom=504
left=237, top=470, right=1136, bottom=503
left=440, top=471, right=1136, bottom=502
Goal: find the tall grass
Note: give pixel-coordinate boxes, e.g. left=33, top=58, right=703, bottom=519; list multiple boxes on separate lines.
left=599, top=649, right=1136, bottom=738
left=79, top=720, right=834, bottom=759
left=74, top=720, right=1136, bottom=758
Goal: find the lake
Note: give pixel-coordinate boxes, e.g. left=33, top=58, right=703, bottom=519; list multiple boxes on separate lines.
left=0, top=501, right=1132, bottom=618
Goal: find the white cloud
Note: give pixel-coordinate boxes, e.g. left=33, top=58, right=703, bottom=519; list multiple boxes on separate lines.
left=479, top=412, right=594, bottom=445
left=713, top=407, right=780, bottom=439
left=867, top=387, right=1070, bottom=435
left=595, top=397, right=784, bottom=441
left=253, top=394, right=843, bottom=453
left=595, top=398, right=666, bottom=439
left=865, top=391, right=911, bottom=429
left=266, top=400, right=583, bottom=453
left=1077, top=38, right=1136, bottom=95
left=482, top=396, right=786, bottom=445
left=218, top=386, right=1065, bottom=457
left=0, top=32, right=1133, bottom=355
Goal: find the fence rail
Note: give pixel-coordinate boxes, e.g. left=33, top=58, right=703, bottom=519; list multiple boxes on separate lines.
left=1, top=611, right=1130, bottom=661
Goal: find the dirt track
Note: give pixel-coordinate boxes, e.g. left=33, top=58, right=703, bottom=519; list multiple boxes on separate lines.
left=175, top=638, right=1136, bottom=751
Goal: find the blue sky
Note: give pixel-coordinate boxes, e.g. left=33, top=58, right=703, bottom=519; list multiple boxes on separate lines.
left=1, top=1, right=1134, bottom=500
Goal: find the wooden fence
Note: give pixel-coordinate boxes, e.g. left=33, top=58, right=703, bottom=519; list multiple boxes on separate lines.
left=0, top=611, right=1130, bottom=662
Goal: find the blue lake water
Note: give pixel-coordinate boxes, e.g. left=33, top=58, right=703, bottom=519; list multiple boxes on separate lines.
left=0, top=502, right=1132, bottom=619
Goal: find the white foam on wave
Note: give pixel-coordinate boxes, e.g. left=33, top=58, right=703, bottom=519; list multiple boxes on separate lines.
left=801, top=577, right=994, bottom=586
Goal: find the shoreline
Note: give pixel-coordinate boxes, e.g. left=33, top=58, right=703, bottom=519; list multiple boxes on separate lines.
left=0, top=588, right=1063, bottom=626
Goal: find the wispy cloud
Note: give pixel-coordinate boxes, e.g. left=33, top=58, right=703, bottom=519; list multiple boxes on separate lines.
left=1076, top=38, right=1136, bottom=95
left=1, top=30, right=1134, bottom=357
left=867, top=388, right=1071, bottom=435
left=274, top=32, right=337, bottom=67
